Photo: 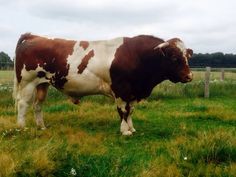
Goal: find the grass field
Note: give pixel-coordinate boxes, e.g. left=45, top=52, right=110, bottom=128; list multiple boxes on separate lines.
left=0, top=70, right=236, bottom=177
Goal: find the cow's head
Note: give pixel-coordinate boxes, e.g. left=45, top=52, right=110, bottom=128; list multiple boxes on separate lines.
left=154, top=38, right=193, bottom=83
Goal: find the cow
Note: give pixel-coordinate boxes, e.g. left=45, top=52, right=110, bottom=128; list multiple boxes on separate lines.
left=13, top=33, right=193, bottom=135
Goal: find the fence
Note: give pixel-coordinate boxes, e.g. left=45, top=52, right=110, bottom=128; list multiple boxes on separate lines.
left=202, top=67, right=229, bottom=98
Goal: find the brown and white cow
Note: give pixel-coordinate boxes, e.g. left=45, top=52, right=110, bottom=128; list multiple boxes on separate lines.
left=13, top=33, right=193, bottom=135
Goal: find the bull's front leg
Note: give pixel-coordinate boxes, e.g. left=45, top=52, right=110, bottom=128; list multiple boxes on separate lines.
left=116, top=99, right=136, bottom=136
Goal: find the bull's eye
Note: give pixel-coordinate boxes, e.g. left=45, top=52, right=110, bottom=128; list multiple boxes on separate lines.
left=172, top=57, right=177, bottom=62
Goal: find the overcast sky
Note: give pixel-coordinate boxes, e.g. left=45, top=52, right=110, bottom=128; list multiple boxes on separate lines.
left=0, top=0, right=235, bottom=58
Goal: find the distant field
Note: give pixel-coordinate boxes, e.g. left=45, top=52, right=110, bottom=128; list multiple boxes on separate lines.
left=0, top=70, right=14, bottom=85
left=191, top=68, right=236, bottom=81
left=0, top=70, right=236, bottom=176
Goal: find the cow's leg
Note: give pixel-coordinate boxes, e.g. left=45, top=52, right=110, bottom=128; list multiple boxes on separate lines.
left=17, top=83, right=36, bottom=128
left=117, top=107, right=131, bottom=135
left=33, top=83, right=49, bottom=129
left=127, top=106, right=136, bottom=133
left=116, top=99, right=136, bottom=135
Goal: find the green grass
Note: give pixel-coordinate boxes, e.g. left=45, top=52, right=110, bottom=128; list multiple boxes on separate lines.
left=0, top=70, right=236, bottom=176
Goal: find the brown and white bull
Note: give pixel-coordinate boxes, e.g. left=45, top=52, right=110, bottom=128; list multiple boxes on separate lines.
left=13, top=33, right=193, bottom=135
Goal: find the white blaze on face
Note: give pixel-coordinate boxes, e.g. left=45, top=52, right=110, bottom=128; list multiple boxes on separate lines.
left=175, top=41, right=189, bottom=65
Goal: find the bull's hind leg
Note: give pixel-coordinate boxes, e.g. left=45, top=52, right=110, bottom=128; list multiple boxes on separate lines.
left=17, top=83, right=36, bottom=128
left=33, top=83, right=49, bottom=129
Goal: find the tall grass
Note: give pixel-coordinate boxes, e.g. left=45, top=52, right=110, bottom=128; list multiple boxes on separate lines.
left=150, top=79, right=236, bottom=100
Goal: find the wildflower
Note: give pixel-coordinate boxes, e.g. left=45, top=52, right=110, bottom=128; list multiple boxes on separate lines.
left=70, top=168, right=77, bottom=176
left=184, top=156, right=188, bottom=160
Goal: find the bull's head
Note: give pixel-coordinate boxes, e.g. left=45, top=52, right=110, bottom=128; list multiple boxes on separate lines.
left=154, top=38, right=193, bottom=83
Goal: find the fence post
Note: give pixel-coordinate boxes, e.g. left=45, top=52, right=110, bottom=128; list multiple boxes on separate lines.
left=204, top=67, right=211, bottom=98
left=221, top=68, right=224, bottom=81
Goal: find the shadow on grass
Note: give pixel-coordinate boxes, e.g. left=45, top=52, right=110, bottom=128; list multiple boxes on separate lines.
left=186, top=115, right=236, bottom=128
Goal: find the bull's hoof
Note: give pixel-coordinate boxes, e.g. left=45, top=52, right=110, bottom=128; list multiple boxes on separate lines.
left=41, top=127, right=46, bottom=130
left=37, top=126, right=46, bottom=130
left=36, top=122, right=46, bottom=130
left=17, top=121, right=25, bottom=129
left=122, top=130, right=133, bottom=136
left=130, top=128, right=136, bottom=133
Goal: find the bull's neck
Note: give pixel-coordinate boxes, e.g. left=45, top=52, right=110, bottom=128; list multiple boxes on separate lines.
left=139, top=48, right=167, bottom=86
left=132, top=50, right=167, bottom=100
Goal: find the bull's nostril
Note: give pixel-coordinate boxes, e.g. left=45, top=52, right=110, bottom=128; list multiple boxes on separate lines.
left=188, top=72, right=193, bottom=79
left=185, top=73, right=193, bottom=81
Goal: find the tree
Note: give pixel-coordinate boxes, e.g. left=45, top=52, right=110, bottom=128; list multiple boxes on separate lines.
left=0, top=52, right=13, bottom=69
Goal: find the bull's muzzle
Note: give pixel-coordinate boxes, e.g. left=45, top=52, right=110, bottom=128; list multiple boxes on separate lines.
left=185, top=72, right=193, bottom=82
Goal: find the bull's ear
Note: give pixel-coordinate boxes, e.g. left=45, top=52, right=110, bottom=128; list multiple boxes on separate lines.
left=187, top=48, right=193, bottom=58
left=154, top=42, right=169, bottom=56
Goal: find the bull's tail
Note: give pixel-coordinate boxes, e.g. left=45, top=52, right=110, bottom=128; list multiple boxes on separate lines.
left=12, top=57, right=18, bottom=111
left=13, top=33, right=34, bottom=111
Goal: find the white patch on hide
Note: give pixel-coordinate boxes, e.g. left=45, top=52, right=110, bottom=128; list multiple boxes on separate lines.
left=65, top=37, right=124, bottom=97
left=20, top=64, right=54, bottom=87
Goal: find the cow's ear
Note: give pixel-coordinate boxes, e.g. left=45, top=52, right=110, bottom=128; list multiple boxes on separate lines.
left=187, top=48, right=193, bottom=58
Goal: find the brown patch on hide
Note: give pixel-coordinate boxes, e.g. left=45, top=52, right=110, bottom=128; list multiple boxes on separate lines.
left=77, top=50, right=94, bottom=74
left=79, top=41, right=89, bottom=50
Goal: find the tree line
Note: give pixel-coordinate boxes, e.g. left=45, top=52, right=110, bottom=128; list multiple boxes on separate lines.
left=190, top=52, right=236, bottom=68
left=0, top=51, right=236, bottom=70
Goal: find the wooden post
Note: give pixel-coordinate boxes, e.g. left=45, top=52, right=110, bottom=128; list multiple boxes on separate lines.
left=221, top=68, right=224, bottom=81
left=204, top=67, right=211, bottom=98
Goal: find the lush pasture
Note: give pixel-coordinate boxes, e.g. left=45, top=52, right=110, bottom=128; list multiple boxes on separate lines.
left=0, top=70, right=236, bottom=177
